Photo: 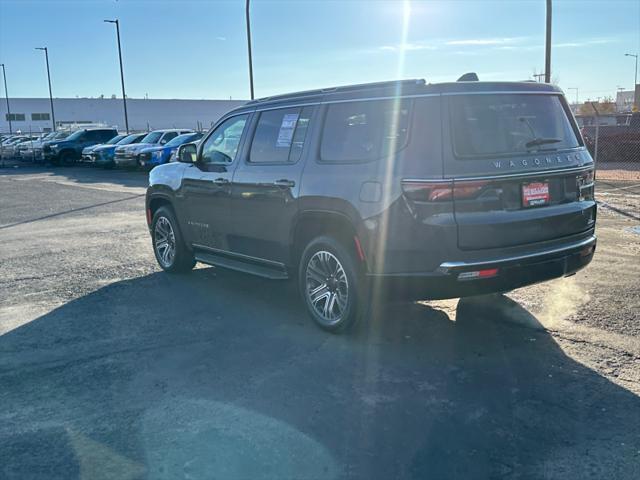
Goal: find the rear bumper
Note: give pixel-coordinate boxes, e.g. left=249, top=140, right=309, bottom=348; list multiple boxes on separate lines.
left=367, top=235, right=596, bottom=300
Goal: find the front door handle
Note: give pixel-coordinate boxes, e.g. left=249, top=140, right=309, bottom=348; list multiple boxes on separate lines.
left=274, top=179, right=295, bottom=188
left=213, top=177, right=229, bottom=185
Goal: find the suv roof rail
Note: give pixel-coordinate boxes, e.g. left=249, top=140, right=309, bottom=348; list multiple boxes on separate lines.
left=247, top=78, right=426, bottom=105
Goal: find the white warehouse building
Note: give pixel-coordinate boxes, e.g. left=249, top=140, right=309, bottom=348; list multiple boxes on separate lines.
left=0, top=97, right=246, bottom=134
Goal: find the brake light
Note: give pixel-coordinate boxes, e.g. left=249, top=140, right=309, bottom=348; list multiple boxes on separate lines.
left=454, top=180, right=489, bottom=200
left=577, top=169, right=595, bottom=201
left=402, top=181, right=454, bottom=202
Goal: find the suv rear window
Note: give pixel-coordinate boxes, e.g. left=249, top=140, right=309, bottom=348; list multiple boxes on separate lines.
left=320, top=99, right=411, bottom=162
left=450, top=94, right=580, bottom=158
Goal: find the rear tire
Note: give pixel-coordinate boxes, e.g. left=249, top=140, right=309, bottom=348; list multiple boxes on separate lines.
left=151, top=206, right=195, bottom=273
left=298, top=236, right=366, bottom=333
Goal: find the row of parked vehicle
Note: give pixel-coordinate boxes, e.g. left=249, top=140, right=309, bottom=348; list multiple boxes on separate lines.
left=0, top=128, right=204, bottom=169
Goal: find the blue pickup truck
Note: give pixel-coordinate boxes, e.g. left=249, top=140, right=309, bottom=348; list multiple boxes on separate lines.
left=43, top=128, right=118, bottom=165
left=138, top=132, right=204, bottom=169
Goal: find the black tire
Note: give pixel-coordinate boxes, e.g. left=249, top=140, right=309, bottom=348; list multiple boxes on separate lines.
left=151, top=206, right=196, bottom=273
left=60, top=150, right=76, bottom=166
left=298, top=236, right=366, bottom=333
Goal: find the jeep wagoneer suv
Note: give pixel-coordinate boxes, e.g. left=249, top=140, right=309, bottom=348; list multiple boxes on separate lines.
left=145, top=78, right=596, bottom=332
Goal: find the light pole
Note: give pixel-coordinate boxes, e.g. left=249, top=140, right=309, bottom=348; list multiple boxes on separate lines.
left=104, top=19, right=129, bottom=133
left=0, top=63, right=12, bottom=134
left=246, top=0, right=254, bottom=100
left=544, top=0, right=552, bottom=83
left=567, top=87, right=578, bottom=106
left=624, top=53, right=638, bottom=109
left=35, top=47, right=56, bottom=132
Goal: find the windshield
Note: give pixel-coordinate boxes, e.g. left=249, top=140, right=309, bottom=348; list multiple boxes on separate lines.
left=64, top=130, right=85, bottom=141
left=106, top=135, right=125, bottom=145
left=140, top=132, right=163, bottom=144
left=165, top=133, right=196, bottom=147
left=450, top=94, right=580, bottom=157
left=117, top=134, right=142, bottom=145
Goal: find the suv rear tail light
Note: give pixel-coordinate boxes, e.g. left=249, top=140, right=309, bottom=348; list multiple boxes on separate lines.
left=577, top=169, right=595, bottom=201
left=402, top=179, right=489, bottom=202
left=402, top=181, right=454, bottom=202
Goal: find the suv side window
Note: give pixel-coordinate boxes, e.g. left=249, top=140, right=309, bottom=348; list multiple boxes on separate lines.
left=249, top=106, right=313, bottom=164
left=161, top=132, right=178, bottom=144
left=201, top=114, right=249, bottom=165
left=320, top=99, right=411, bottom=162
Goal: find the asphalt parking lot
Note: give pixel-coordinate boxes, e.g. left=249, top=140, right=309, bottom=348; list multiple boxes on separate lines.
left=1, top=165, right=639, bottom=480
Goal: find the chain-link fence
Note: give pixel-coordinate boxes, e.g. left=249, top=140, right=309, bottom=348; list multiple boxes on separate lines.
left=577, top=111, right=640, bottom=181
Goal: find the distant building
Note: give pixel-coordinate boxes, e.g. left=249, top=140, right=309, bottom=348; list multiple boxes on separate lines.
left=0, top=97, right=246, bottom=134
left=616, top=90, right=635, bottom=112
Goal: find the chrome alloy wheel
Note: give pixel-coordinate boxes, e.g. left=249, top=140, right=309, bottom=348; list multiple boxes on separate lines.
left=305, top=250, right=349, bottom=326
left=154, top=216, right=176, bottom=268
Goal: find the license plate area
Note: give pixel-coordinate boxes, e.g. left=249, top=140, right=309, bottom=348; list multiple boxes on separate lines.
left=522, top=181, right=550, bottom=207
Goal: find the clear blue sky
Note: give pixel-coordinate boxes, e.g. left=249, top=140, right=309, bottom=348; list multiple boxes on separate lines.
left=0, top=0, right=638, bottom=102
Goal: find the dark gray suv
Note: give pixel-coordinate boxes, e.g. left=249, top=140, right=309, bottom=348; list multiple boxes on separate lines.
left=145, top=78, right=596, bottom=332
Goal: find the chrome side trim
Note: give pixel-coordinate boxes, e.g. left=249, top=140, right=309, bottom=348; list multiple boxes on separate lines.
left=438, top=235, right=596, bottom=272
left=402, top=165, right=593, bottom=184
left=192, top=243, right=286, bottom=268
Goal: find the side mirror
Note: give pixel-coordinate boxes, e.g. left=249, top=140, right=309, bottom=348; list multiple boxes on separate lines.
left=178, top=142, right=197, bottom=163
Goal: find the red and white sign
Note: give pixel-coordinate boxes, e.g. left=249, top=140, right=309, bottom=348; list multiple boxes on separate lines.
left=522, top=182, right=550, bottom=207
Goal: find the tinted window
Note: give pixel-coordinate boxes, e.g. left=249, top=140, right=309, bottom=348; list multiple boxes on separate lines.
left=249, top=106, right=313, bottom=164
left=141, top=132, right=162, bottom=144
left=161, top=132, right=178, bottom=143
left=65, top=130, right=86, bottom=141
left=201, top=115, right=249, bottom=164
left=106, top=135, right=126, bottom=145
left=118, top=134, right=144, bottom=145
left=320, top=99, right=411, bottom=162
left=450, top=94, right=580, bottom=158
left=166, top=133, right=197, bottom=148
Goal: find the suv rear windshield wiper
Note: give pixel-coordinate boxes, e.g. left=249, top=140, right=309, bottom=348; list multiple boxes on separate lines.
left=525, top=137, right=562, bottom=149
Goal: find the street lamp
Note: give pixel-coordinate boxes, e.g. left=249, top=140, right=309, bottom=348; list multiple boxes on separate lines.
left=567, top=87, right=578, bottom=106
left=245, top=0, right=255, bottom=100
left=104, top=19, right=129, bottom=133
left=35, top=47, right=56, bottom=131
left=0, top=63, right=12, bottom=134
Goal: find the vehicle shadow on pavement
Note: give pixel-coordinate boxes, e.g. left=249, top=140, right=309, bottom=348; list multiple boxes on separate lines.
left=1, top=268, right=638, bottom=480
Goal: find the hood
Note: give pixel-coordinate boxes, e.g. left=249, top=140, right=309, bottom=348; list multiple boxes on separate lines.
left=93, top=144, right=117, bottom=153
left=124, top=143, right=155, bottom=154
left=140, top=145, right=166, bottom=154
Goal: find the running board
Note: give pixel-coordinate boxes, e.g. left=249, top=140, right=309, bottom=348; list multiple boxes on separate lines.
left=194, top=251, right=289, bottom=280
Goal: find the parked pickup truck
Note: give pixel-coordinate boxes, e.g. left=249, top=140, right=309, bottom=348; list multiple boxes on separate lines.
left=43, top=128, right=118, bottom=165
left=582, top=112, right=640, bottom=163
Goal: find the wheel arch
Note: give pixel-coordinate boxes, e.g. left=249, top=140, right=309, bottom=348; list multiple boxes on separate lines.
left=290, top=210, right=367, bottom=272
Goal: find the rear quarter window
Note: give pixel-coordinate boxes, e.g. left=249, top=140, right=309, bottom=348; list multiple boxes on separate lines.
left=320, top=99, right=411, bottom=163
left=449, top=93, right=580, bottom=158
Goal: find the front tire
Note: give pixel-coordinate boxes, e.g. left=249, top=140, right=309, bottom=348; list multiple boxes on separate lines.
left=298, top=236, right=365, bottom=333
left=60, top=151, right=76, bottom=166
left=151, top=206, right=195, bottom=273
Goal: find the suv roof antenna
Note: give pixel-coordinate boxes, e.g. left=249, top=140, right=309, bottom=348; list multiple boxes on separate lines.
left=457, top=72, right=479, bottom=81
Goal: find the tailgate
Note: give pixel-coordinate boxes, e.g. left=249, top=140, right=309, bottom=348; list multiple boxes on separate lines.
left=453, top=168, right=596, bottom=250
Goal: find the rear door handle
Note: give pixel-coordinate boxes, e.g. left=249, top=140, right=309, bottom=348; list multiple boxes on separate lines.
left=274, top=179, right=295, bottom=188
left=213, top=177, right=229, bottom=185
